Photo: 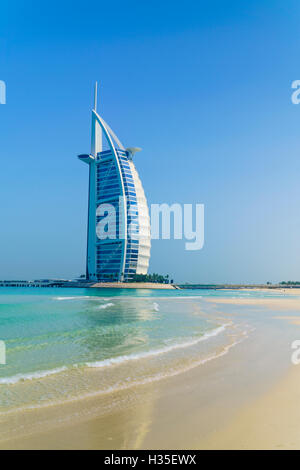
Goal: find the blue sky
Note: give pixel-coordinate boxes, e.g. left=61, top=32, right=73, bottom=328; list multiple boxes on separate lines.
left=1, top=0, right=300, bottom=283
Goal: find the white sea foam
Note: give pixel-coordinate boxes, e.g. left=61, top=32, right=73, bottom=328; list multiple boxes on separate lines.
left=96, top=302, right=114, bottom=310
left=0, top=325, right=228, bottom=386
left=55, top=296, right=77, bottom=300
left=54, top=295, right=204, bottom=301
left=0, top=366, right=68, bottom=385
left=112, top=295, right=204, bottom=300
left=0, top=323, right=252, bottom=418
left=0, top=328, right=248, bottom=416
left=54, top=296, right=89, bottom=301
left=85, top=324, right=228, bottom=369
left=54, top=296, right=111, bottom=301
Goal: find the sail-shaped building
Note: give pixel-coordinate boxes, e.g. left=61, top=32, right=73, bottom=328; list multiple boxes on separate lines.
left=78, top=84, right=151, bottom=282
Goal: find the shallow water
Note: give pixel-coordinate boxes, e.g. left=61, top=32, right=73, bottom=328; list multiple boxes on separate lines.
left=0, top=287, right=294, bottom=412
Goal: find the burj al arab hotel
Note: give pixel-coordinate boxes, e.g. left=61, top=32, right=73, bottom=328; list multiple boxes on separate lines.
left=78, top=84, right=151, bottom=282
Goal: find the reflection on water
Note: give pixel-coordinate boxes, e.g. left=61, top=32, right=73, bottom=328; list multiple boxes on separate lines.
left=78, top=297, right=158, bottom=357
left=0, top=291, right=213, bottom=384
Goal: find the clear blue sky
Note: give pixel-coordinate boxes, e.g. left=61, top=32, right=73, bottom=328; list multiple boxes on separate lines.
left=1, top=0, right=300, bottom=283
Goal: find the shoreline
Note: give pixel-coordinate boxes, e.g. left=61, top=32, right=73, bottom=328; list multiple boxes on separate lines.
left=1, top=294, right=300, bottom=449
left=0, top=330, right=293, bottom=450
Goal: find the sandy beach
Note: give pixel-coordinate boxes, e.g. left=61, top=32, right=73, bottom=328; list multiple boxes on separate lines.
left=1, top=293, right=300, bottom=450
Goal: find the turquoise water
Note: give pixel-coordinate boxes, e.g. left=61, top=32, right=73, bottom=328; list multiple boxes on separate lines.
left=0, top=287, right=295, bottom=411
left=0, top=288, right=209, bottom=382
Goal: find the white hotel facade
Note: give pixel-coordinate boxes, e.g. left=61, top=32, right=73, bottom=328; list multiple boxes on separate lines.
left=78, top=85, right=151, bottom=281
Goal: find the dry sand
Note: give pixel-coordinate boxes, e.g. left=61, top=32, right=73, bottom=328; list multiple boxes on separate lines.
left=200, top=366, right=300, bottom=449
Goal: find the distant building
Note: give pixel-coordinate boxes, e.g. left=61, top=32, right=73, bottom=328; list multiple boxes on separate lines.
left=0, top=280, right=69, bottom=287
left=78, top=84, right=151, bottom=281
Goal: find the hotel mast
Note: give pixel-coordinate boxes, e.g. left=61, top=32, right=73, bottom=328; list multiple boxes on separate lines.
left=78, top=84, right=151, bottom=281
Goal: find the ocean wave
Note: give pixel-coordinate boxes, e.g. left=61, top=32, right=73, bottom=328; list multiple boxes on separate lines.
left=80, top=330, right=248, bottom=404
left=85, top=324, right=229, bottom=369
left=112, top=295, right=204, bottom=300
left=54, top=296, right=112, bottom=301
left=0, top=322, right=254, bottom=421
left=0, top=327, right=249, bottom=416
left=54, top=296, right=88, bottom=300
left=96, top=302, right=114, bottom=310
left=0, top=325, right=228, bottom=386
left=54, top=295, right=204, bottom=302
left=0, top=366, right=68, bottom=385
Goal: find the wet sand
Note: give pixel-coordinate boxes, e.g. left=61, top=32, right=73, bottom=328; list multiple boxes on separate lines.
left=206, top=295, right=300, bottom=310
left=1, top=296, right=300, bottom=449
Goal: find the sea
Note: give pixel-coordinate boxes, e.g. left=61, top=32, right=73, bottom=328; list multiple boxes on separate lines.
left=0, top=287, right=295, bottom=413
